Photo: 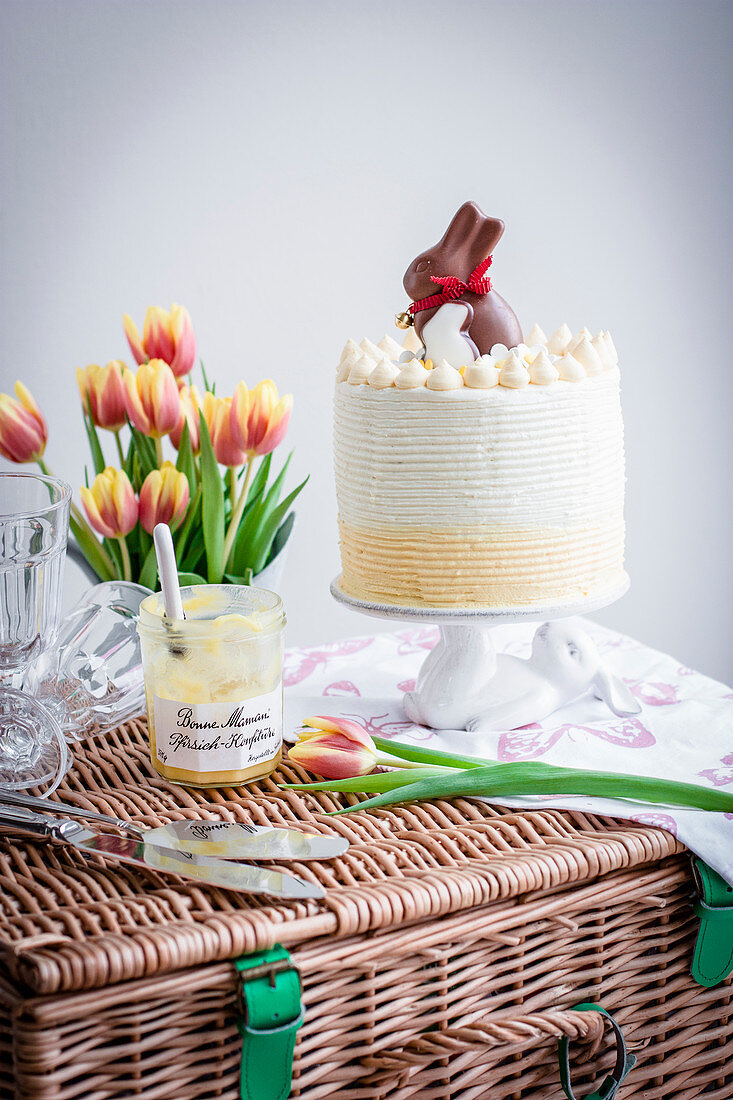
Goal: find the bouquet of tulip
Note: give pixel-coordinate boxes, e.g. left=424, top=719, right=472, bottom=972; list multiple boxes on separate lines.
left=284, top=716, right=733, bottom=814
left=0, top=304, right=306, bottom=588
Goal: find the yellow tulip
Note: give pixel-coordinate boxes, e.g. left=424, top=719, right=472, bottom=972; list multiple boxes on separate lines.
left=0, top=382, right=48, bottom=463
left=76, top=361, right=127, bottom=431
left=139, top=462, right=190, bottom=534
left=79, top=467, right=139, bottom=539
left=229, top=379, right=292, bottom=457
left=123, top=303, right=196, bottom=379
left=122, top=359, right=181, bottom=438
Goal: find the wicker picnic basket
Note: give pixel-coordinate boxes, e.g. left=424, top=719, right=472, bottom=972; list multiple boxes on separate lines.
left=0, top=715, right=731, bottom=1099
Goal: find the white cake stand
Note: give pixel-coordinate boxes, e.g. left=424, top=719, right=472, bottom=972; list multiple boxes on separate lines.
left=331, top=574, right=631, bottom=732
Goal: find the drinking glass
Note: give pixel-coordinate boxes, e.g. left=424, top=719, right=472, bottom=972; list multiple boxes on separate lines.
left=32, top=581, right=151, bottom=739
left=0, top=472, right=71, bottom=792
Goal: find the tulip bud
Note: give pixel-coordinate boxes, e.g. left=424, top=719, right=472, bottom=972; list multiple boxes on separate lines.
left=0, top=382, right=48, bottom=463
left=79, top=467, right=139, bottom=539
left=76, top=361, right=127, bottom=431
left=170, top=383, right=202, bottom=452
left=230, top=379, right=292, bottom=457
left=122, top=359, right=181, bottom=438
left=139, top=461, right=190, bottom=534
left=288, top=715, right=377, bottom=779
left=123, top=303, right=196, bottom=379
left=202, top=391, right=247, bottom=468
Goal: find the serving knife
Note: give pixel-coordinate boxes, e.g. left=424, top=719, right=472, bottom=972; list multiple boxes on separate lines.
left=0, top=788, right=349, bottom=861
left=0, top=802, right=324, bottom=899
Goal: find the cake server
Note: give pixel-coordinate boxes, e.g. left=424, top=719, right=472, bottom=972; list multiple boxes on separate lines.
left=0, top=789, right=349, bottom=860
left=0, top=802, right=324, bottom=899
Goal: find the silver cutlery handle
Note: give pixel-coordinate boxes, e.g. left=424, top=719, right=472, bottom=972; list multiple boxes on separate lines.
left=0, top=803, right=61, bottom=838
left=0, top=789, right=143, bottom=839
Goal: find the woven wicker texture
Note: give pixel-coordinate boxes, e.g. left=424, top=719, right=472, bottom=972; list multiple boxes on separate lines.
left=0, top=715, right=730, bottom=1098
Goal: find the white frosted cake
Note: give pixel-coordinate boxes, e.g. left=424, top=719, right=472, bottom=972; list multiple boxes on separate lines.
left=334, top=324, right=625, bottom=610
left=334, top=203, right=626, bottom=611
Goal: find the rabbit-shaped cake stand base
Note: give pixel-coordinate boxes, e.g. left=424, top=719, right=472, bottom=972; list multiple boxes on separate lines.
left=330, top=576, right=639, bottom=733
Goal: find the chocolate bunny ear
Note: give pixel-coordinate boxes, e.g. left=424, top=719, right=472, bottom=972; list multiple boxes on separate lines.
left=439, top=201, right=505, bottom=274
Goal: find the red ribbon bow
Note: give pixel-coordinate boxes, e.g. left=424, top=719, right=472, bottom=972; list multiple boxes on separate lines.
left=409, top=256, right=493, bottom=316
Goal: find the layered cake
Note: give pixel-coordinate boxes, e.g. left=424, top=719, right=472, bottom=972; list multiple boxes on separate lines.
left=334, top=202, right=626, bottom=610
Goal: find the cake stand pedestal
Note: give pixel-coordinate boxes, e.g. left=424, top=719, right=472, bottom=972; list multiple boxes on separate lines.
left=330, top=574, right=633, bottom=732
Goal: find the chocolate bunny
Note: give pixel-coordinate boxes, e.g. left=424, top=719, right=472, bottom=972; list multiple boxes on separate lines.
left=402, top=201, right=522, bottom=366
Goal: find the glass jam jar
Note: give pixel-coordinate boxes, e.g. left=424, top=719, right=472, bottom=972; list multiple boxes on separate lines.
left=137, top=584, right=285, bottom=788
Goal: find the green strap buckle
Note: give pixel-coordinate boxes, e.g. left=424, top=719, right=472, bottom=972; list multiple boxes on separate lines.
left=691, top=857, right=733, bottom=988
left=559, top=1002, right=636, bottom=1100
left=235, top=945, right=304, bottom=1100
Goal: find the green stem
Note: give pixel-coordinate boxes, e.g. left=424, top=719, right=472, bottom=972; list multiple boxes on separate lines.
left=114, top=430, right=125, bottom=465
left=154, top=437, right=164, bottom=467
left=118, top=537, right=131, bottom=581
left=175, top=483, right=202, bottom=565
left=222, top=454, right=254, bottom=572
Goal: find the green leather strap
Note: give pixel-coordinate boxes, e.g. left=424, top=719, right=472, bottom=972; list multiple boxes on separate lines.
left=235, top=945, right=304, bottom=1100
left=691, top=857, right=733, bottom=988
left=558, top=1002, right=636, bottom=1100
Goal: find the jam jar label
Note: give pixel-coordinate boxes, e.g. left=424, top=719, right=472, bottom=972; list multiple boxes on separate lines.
left=152, top=684, right=282, bottom=775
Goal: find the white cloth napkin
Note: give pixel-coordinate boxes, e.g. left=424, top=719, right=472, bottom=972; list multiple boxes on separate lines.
left=284, top=619, right=733, bottom=884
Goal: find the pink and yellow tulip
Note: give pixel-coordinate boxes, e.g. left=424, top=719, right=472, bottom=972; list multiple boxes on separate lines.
left=79, top=467, right=139, bottom=539
left=170, top=383, right=202, bottom=452
left=122, top=359, right=181, bottom=438
left=139, top=462, right=190, bottom=534
left=123, top=303, right=196, bottom=379
left=230, top=379, right=292, bottom=458
left=288, top=716, right=378, bottom=779
left=0, top=382, right=48, bottom=464
left=76, top=361, right=127, bottom=431
left=203, top=391, right=247, bottom=468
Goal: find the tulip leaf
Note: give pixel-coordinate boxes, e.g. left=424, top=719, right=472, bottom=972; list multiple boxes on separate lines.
left=103, top=536, right=123, bottom=576
left=177, top=571, right=207, bottom=586
left=242, top=452, right=270, bottom=491
left=123, top=437, right=135, bottom=480
left=281, top=767, right=452, bottom=794
left=200, top=359, right=214, bottom=394
left=138, top=544, right=159, bottom=590
left=175, top=483, right=202, bottom=566
left=371, top=736, right=489, bottom=771
left=175, top=420, right=197, bottom=496
left=198, top=411, right=224, bottom=583
left=250, top=476, right=308, bottom=574
left=82, top=411, right=106, bottom=475
left=129, top=426, right=157, bottom=480
left=228, top=458, right=273, bottom=575
left=69, top=517, right=114, bottom=582
left=324, top=762, right=733, bottom=816
left=224, top=571, right=253, bottom=586
left=261, top=450, right=292, bottom=514
left=264, top=510, right=295, bottom=567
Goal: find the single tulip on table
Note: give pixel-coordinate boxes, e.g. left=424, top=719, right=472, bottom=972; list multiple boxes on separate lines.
left=283, top=716, right=733, bottom=815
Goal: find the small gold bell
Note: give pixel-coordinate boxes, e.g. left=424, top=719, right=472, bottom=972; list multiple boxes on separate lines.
left=394, top=310, right=414, bottom=330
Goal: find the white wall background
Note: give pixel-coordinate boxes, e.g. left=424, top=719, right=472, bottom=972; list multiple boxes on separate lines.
left=1, top=0, right=731, bottom=683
